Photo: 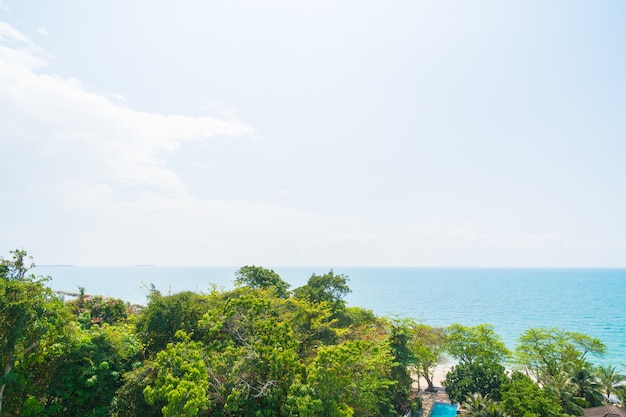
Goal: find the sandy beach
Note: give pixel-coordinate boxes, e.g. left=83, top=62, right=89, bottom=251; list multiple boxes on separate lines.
left=412, top=364, right=454, bottom=392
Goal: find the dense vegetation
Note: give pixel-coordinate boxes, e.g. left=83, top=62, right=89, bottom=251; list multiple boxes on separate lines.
left=1, top=250, right=625, bottom=417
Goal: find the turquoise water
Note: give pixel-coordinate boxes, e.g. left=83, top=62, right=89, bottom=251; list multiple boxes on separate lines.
left=34, top=266, right=626, bottom=366
left=429, top=402, right=458, bottom=417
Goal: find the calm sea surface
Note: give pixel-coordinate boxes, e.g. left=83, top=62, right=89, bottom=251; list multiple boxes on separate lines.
left=35, top=266, right=626, bottom=366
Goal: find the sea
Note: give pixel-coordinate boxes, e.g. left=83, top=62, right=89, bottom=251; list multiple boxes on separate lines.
left=34, top=266, right=626, bottom=367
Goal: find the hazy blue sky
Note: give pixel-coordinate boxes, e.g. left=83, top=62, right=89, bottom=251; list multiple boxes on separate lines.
left=1, top=1, right=625, bottom=266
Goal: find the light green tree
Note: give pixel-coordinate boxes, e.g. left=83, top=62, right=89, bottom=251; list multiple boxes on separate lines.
left=446, top=324, right=510, bottom=365
left=408, top=322, right=447, bottom=392
left=143, top=332, right=210, bottom=417
left=515, top=327, right=606, bottom=385
left=295, top=340, right=396, bottom=417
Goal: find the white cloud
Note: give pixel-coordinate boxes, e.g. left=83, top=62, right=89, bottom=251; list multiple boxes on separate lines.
left=0, top=21, right=375, bottom=265
left=36, top=27, right=49, bottom=37
left=0, top=21, right=255, bottom=200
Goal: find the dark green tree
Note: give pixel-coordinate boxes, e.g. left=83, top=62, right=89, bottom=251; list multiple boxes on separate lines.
left=387, top=320, right=418, bottom=415
left=135, top=290, right=210, bottom=355
left=293, top=270, right=351, bottom=316
left=443, top=359, right=507, bottom=404
left=110, top=364, right=162, bottom=417
left=34, top=324, right=142, bottom=417
left=234, top=265, right=290, bottom=299
left=570, top=365, right=603, bottom=407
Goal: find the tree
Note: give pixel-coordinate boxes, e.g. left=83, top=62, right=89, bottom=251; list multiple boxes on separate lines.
left=34, top=324, right=142, bottom=417
left=596, top=364, right=625, bottom=401
left=293, top=270, right=351, bottom=315
left=570, top=365, right=603, bottom=407
left=110, top=364, right=162, bottom=417
left=293, top=340, right=396, bottom=417
left=196, top=287, right=302, bottom=416
left=614, top=385, right=626, bottom=407
left=500, top=371, right=563, bottom=417
left=443, top=359, right=507, bottom=404
left=0, top=250, right=70, bottom=415
left=143, top=332, right=210, bottom=417
left=515, top=328, right=606, bottom=386
left=386, top=320, right=419, bottom=415
left=463, top=393, right=507, bottom=417
left=544, top=370, right=584, bottom=416
left=280, top=296, right=341, bottom=356
left=135, top=290, right=210, bottom=355
left=234, top=265, right=290, bottom=299
left=446, top=324, right=509, bottom=365
left=67, top=288, right=130, bottom=328
left=408, top=322, right=447, bottom=392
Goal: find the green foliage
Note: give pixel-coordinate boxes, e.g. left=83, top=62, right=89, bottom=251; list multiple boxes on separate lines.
left=446, top=324, right=509, bottom=365
left=406, top=321, right=447, bottom=392
left=34, top=325, right=142, bottom=417
left=543, top=370, right=585, bottom=416
left=595, top=364, right=625, bottom=400
left=67, top=287, right=130, bottom=327
left=280, top=296, right=341, bottom=356
left=515, top=327, right=606, bottom=385
left=3, top=253, right=619, bottom=417
left=144, top=333, right=210, bottom=417
left=110, top=364, right=162, bottom=417
left=293, top=340, right=396, bottom=417
left=234, top=265, right=291, bottom=298
left=293, top=270, right=351, bottom=315
left=135, top=290, right=210, bottom=354
left=500, top=371, right=563, bottom=417
left=197, top=288, right=302, bottom=416
left=387, top=320, right=418, bottom=415
left=614, top=385, right=626, bottom=406
left=463, top=393, right=507, bottom=417
left=443, top=359, right=507, bottom=404
left=0, top=249, right=71, bottom=416
left=569, top=365, right=604, bottom=407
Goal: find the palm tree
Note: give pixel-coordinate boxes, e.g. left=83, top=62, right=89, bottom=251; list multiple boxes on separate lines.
left=547, top=371, right=585, bottom=416
left=463, top=393, right=507, bottom=417
left=596, top=364, right=626, bottom=401
left=571, top=366, right=604, bottom=407
left=615, top=386, right=626, bottom=407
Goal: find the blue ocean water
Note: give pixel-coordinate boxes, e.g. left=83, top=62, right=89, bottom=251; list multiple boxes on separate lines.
left=34, top=266, right=626, bottom=366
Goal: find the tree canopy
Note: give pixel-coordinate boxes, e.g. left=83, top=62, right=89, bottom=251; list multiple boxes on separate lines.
left=1, top=249, right=623, bottom=417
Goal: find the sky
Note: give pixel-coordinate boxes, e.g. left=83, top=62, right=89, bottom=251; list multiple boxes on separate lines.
left=1, top=1, right=625, bottom=267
